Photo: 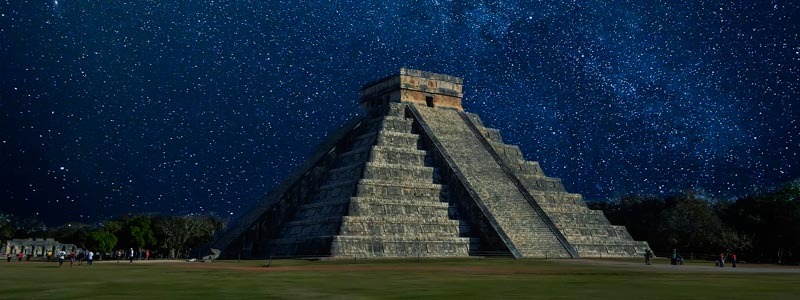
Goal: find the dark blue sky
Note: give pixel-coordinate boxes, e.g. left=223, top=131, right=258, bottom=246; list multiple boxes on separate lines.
left=2, top=0, right=798, bottom=226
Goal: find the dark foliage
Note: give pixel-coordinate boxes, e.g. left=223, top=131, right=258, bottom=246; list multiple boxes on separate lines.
left=590, top=180, right=799, bottom=263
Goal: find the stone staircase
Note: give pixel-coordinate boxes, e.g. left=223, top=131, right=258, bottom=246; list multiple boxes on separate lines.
left=413, top=105, right=572, bottom=258
left=212, top=69, right=650, bottom=260
left=270, top=104, right=474, bottom=257
left=466, top=112, right=650, bottom=257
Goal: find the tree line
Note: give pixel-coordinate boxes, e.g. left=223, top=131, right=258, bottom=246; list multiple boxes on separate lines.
left=3, top=179, right=798, bottom=263
left=0, top=213, right=224, bottom=259
left=589, top=179, right=800, bottom=264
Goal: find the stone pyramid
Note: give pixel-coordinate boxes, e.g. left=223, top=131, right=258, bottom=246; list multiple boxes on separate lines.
left=211, top=69, right=651, bottom=258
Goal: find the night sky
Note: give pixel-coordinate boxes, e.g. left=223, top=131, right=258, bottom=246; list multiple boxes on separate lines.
left=2, top=1, right=798, bottom=226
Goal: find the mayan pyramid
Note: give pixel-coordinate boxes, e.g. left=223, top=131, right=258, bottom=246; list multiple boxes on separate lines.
left=211, top=68, right=651, bottom=258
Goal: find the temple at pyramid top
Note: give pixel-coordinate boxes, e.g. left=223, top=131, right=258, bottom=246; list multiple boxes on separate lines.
left=207, top=68, right=650, bottom=260
left=360, top=68, right=464, bottom=111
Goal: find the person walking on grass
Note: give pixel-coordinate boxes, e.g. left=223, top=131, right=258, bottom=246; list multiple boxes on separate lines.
left=69, top=249, right=77, bottom=267
left=58, top=250, right=66, bottom=267
left=671, top=249, right=677, bottom=265
left=644, top=249, right=653, bottom=265
left=87, top=251, right=94, bottom=266
left=129, top=248, right=134, bottom=263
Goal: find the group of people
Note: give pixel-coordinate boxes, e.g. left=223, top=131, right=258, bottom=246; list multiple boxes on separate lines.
left=54, top=249, right=96, bottom=267
left=5, top=248, right=96, bottom=267
left=113, top=248, right=151, bottom=263
left=670, top=249, right=685, bottom=265
left=717, top=252, right=737, bottom=268
left=5, top=252, right=25, bottom=262
left=644, top=248, right=739, bottom=268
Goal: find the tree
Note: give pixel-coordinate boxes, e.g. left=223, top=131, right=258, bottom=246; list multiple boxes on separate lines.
left=0, top=212, right=14, bottom=240
left=155, top=215, right=223, bottom=258
left=48, top=222, right=91, bottom=247
left=128, top=216, right=157, bottom=249
left=87, top=230, right=118, bottom=255
left=723, top=180, right=800, bottom=263
left=111, top=215, right=158, bottom=250
left=661, top=192, right=730, bottom=251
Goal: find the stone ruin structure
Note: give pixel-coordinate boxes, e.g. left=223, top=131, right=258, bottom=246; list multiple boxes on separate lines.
left=2, top=238, right=77, bottom=258
left=211, top=68, right=651, bottom=259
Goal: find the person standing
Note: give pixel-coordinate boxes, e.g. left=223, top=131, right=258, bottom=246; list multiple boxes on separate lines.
left=644, top=249, right=653, bottom=265
left=718, top=252, right=725, bottom=268
left=671, top=249, right=677, bottom=265
left=58, top=250, right=66, bottom=267
left=17, top=252, right=23, bottom=262
left=6, top=253, right=11, bottom=262
left=145, top=249, right=150, bottom=261
left=87, top=251, right=94, bottom=266
left=731, top=253, right=737, bottom=268
left=129, top=248, right=134, bottom=263
left=69, top=249, right=77, bottom=267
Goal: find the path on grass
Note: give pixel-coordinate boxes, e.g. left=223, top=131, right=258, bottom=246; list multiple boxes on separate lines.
left=564, top=259, right=800, bottom=274
left=175, top=259, right=800, bottom=274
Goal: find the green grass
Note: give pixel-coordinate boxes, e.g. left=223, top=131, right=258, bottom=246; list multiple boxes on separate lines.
left=0, top=258, right=797, bottom=300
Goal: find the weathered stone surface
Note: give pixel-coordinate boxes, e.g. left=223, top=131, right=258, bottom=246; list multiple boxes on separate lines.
left=413, top=105, right=573, bottom=258
left=211, top=69, right=650, bottom=259
left=471, top=116, right=650, bottom=257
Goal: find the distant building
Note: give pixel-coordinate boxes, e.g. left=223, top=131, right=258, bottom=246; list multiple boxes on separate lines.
left=2, top=238, right=77, bottom=257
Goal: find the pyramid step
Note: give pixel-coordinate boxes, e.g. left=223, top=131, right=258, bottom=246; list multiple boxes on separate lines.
left=312, top=180, right=359, bottom=203
left=326, top=163, right=365, bottom=182
left=280, top=216, right=343, bottom=238
left=379, top=116, right=414, bottom=133
left=293, top=199, right=351, bottom=221
left=331, top=235, right=476, bottom=257
left=269, top=236, right=335, bottom=257
left=355, top=179, right=446, bottom=201
left=479, top=127, right=503, bottom=143
left=518, top=250, right=573, bottom=258
left=561, top=226, right=632, bottom=238
left=342, top=215, right=461, bottom=225
left=339, top=216, right=465, bottom=237
left=505, top=160, right=545, bottom=176
left=369, top=146, right=431, bottom=166
left=375, top=131, right=421, bottom=149
left=519, top=176, right=565, bottom=192
left=547, top=211, right=611, bottom=225
left=351, top=130, right=421, bottom=149
left=349, top=130, right=379, bottom=148
left=349, top=197, right=450, bottom=216
left=488, top=141, right=524, bottom=161
left=573, top=243, right=650, bottom=257
left=387, top=103, right=407, bottom=117
left=362, top=162, right=437, bottom=183
left=539, top=203, right=592, bottom=213
left=564, top=235, right=638, bottom=245
left=529, top=192, right=585, bottom=206
left=337, top=146, right=373, bottom=166
left=558, top=223, right=629, bottom=232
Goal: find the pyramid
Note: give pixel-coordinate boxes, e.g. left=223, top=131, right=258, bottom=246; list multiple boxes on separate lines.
left=211, top=68, right=651, bottom=258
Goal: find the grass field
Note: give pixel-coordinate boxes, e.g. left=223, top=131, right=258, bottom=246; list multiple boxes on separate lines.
left=0, top=257, right=797, bottom=300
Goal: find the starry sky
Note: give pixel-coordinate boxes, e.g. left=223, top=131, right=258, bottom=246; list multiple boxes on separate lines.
left=2, top=0, right=798, bottom=226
